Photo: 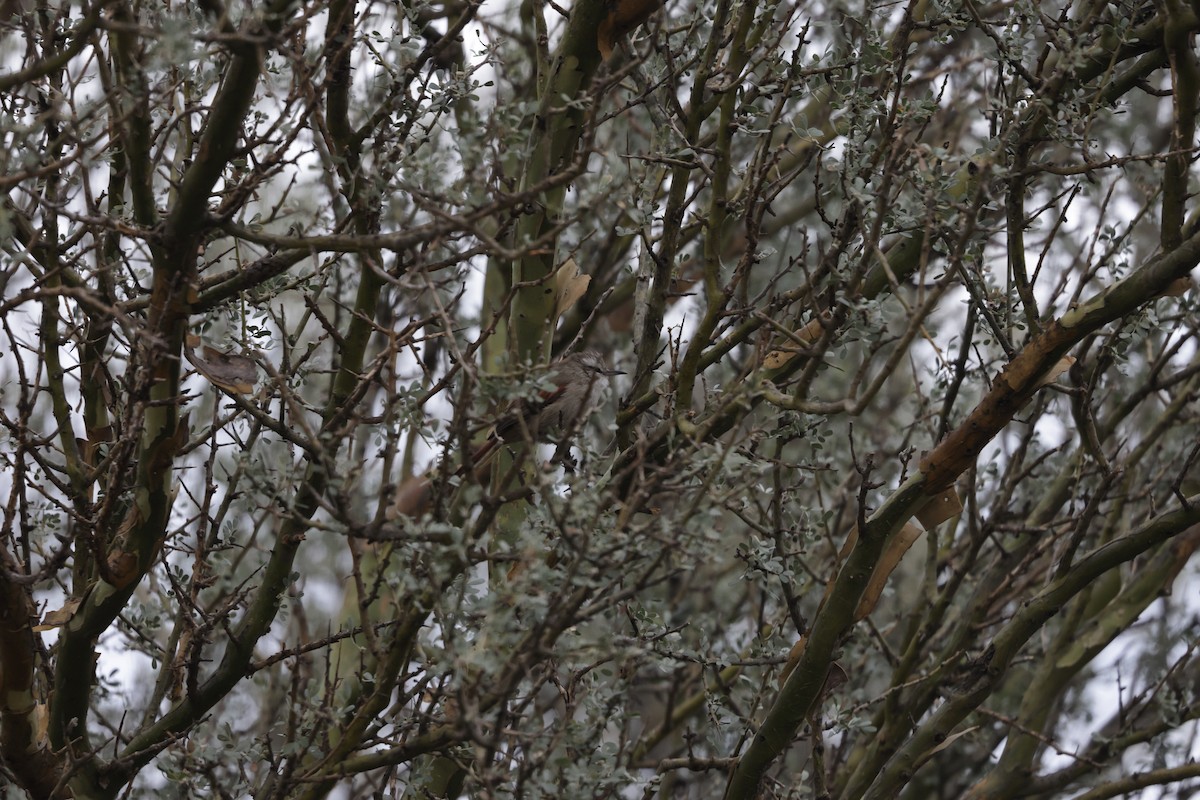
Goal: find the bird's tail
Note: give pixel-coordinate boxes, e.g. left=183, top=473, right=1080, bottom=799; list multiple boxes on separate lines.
left=389, top=439, right=503, bottom=519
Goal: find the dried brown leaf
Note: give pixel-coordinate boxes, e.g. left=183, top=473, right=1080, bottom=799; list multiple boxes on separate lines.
left=855, top=522, right=924, bottom=620
left=915, top=487, right=962, bottom=529
left=554, top=258, right=591, bottom=321
left=1034, top=355, right=1075, bottom=389
left=33, top=597, right=82, bottom=631
left=764, top=317, right=825, bottom=369
left=188, top=344, right=257, bottom=394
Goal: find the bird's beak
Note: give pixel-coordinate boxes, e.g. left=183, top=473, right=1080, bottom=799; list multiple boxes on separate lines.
left=604, top=367, right=625, bottom=376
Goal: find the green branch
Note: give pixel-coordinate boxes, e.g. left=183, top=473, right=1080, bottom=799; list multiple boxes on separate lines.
left=863, top=500, right=1200, bottom=800
left=722, top=221, right=1200, bottom=799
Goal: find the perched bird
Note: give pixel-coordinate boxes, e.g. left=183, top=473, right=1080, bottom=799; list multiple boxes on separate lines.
left=389, top=351, right=621, bottom=519
left=468, top=350, right=622, bottom=470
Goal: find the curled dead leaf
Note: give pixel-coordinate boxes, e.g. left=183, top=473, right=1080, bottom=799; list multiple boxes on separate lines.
left=34, top=597, right=82, bottom=631
left=764, top=315, right=827, bottom=370
left=779, top=635, right=807, bottom=685
left=915, top=487, right=962, bottom=529
left=855, top=522, right=924, bottom=621
left=823, top=662, right=849, bottom=696
left=917, top=726, right=978, bottom=765
left=187, top=344, right=257, bottom=394
left=554, top=258, right=591, bottom=321
left=1034, top=355, right=1075, bottom=389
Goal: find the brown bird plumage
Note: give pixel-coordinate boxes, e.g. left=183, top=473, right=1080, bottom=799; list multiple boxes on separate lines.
left=467, top=350, right=621, bottom=470
left=389, top=351, right=621, bottom=519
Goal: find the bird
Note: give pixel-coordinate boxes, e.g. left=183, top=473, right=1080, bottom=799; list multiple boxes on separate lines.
left=467, top=350, right=622, bottom=471
left=388, top=351, right=621, bottom=520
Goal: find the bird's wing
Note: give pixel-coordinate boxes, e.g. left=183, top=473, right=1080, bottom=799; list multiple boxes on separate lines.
left=493, top=383, right=566, bottom=441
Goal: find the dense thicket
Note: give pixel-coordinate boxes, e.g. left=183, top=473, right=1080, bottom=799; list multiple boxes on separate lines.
left=1, top=0, right=1199, bottom=797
